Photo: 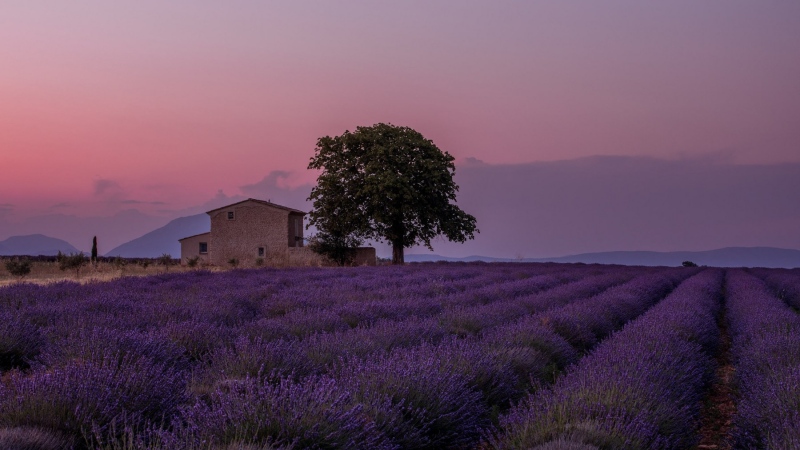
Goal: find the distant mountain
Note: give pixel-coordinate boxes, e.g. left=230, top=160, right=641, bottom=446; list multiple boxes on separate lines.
left=0, top=234, right=81, bottom=256
left=104, top=214, right=209, bottom=258
left=406, top=247, right=800, bottom=268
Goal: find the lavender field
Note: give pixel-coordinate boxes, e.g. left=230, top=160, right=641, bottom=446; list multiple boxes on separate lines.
left=1, top=263, right=799, bottom=449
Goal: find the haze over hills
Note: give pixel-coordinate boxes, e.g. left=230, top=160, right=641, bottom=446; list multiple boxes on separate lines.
left=104, top=214, right=209, bottom=258
left=0, top=209, right=170, bottom=254
left=2, top=223, right=799, bottom=268
left=105, top=211, right=800, bottom=267
left=0, top=234, right=81, bottom=256
left=406, top=247, right=800, bottom=268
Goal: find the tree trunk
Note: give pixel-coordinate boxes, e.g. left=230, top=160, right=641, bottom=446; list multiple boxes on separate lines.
left=392, top=242, right=405, bottom=265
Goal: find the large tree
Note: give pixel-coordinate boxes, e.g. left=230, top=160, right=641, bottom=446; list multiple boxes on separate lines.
left=308, top=123, right=478, bottom=264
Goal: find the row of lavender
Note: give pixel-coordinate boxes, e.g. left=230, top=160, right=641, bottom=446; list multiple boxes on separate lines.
left=726, top=270, right=800, bottom=448
left=172, top=269, right=688, bottom=449
left=491, top=269, right=724, bottom=448
left=488, top=268, right=800, bottom=449
left=0, top=263, right=691, bottom=448
left=749, top=267, right=800, bottom=310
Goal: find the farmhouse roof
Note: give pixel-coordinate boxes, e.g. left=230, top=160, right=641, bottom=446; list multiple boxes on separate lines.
left=205, top=198, right=306, bottom=215
left=178, top=232, right=211, bottom=242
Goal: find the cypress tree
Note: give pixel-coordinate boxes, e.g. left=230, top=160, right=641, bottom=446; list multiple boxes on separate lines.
left=91, top=236, right=98, bottom=266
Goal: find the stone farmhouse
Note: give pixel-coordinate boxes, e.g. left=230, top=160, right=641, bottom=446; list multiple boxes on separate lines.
left=179, top=198, right=376, bottom=267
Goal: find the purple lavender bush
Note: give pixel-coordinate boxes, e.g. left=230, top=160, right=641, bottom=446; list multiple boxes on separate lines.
left=753, top=268, right=800, bottom=310
left=0, top=311, right=44, bottom=371
left=336, top=342, right=490, bottom=449
left=726, top=270, right=800, bottom=449
left=0, top=350, right=188, bottom=447
left=534, top=270, right=687, bottom=351
left=492, top=270, right=723, bottom=449
left=0, top=262, right=713, bottom=448
left=178, top=375, right=392, bottom=450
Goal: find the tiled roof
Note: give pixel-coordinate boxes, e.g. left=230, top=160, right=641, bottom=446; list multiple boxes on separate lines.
left=178, top=232, right=210, bottom=241
left=205, top=198, right=306, bottom=215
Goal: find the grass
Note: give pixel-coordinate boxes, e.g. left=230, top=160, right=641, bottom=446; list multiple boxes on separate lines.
left=0, top=259, right=218, bottom=287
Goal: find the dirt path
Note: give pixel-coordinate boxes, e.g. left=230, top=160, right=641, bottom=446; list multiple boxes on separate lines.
left=695, top=285, right=735, bottom=449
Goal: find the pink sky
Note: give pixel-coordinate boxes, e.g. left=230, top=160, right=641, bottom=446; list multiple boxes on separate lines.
left=2, top=1, right=800, bottom=254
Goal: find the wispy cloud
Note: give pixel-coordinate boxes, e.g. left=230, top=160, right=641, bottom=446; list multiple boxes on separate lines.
left=240, top=171, right=293, bottom=196
left=94, top=179, right=122, bottom=196
left=459, top=157, right=488, bottom=167
left=239, top=171, right=312, bottom=209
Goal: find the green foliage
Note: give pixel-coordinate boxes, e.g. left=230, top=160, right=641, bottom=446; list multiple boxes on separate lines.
left=57, top=251, right=87, bottom=278
left=682, top=261, right=698, bottom=267
left=307, top=123, right=478, bottom=264
left=228, top=258, right=240, bottom=268
left=254, top=257, right=264, bottom=267
left=5, top=258, right=32, bottom=280
left=186, top=256, right=200, bottom=268
left=138, top=259, right=151, bottom=270
left=308, top=232, right=360, bottom=266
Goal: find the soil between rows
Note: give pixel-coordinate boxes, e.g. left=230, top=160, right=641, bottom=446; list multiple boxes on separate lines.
left=695, top=284, right=735, bottom=450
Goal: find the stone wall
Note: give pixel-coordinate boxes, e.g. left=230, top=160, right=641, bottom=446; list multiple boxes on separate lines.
left=209, top=200, right=292, bottom=267
left=178, top=199, right=378, bottom=268
left=354, top=247, right=377, bottom=266
left=179, top=233, right=210, bottom=265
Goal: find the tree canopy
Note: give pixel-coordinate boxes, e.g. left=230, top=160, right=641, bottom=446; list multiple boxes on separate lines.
left=307, top=123, right=478, bottom=264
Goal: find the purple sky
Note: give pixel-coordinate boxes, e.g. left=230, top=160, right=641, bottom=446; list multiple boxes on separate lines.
left=1, top=2, right=799, bottom=256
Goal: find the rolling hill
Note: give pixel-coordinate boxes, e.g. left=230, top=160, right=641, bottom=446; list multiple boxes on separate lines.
left=0, top=234, right=81, bottom=256
left=104, top=214, right=209, bottom=258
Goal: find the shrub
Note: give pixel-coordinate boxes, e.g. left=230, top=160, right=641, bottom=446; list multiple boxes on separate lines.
left=138, top=259, right=152, bottom=270
left=308, top=231, right=360, bottom=266
left=228, top=258, right=239, bottom=268
left=4, top=258, right=32, bottom=280
left=682, top=260, right=698, bottom=267
left=186, top=256, right=200, bottom=269
left=158, top=253, right=173, bottom=272
left=112, top=256, right=127, bottom=270
left=57, top=251, right=87, bottom=278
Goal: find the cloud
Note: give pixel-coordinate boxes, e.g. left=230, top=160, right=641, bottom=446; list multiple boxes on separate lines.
left=239, top=171, right=313, bottom=210
left=240, top=171, right=292, bottom=196
left=94, top=179, right=122, bottom=196
left=419, top=155, right=800, bottom=258
left=156, top=189, right=248, bottom=217
left=459, top=157, right=488, bottom=167
left=12, top=157, right=795, bottom=259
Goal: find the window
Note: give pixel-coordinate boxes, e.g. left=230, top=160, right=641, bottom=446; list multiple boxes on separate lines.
left=199, top=242, right=208, bottom=254
left=227, top=211, right=235, bottom=220
left=258, top=247, right=265, bottom=257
